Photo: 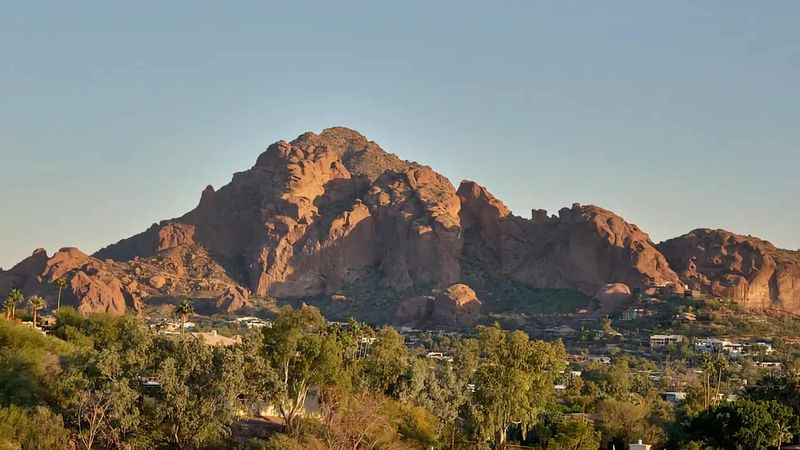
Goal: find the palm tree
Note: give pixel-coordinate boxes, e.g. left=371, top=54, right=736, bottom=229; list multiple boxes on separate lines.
left=3, top=297, right=15, bottom=320
left=4, top=289, right=23, bottom=320
left=54, top=278, right=68, bottom=313
left=176, top=300, right=194, bottom=333
left=700, top=352, right=714, bottom=407
left=713, top=354, right=730, bottom=403
left=776, top=420, right=792, bottom=450
left=27, top=295, right=45, bottom=328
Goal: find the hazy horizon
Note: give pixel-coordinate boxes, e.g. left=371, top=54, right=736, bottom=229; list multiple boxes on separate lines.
left=2, top=1, right=799, bottom=268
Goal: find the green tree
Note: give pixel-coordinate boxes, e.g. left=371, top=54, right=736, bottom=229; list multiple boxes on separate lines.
left=262, top=305, right=343, bottom=434
left=522, top=411, right=601, bottom=450
left=596, top=398, right=665, bottom=447
left=27, top=295, right=45, bottom=328
left=228, top=333, right=279, bottom=414
left=747, top=371, right=800, bottom=415
left=176, top=300, right=194, bottom=333
left=62, top=347, right=139, bottom=449
left=398, top=358, right=469, bottom=446
left=361, top=326, right=409, bottom=395
left=686, top=399, right=798, bottom=450
left=153, top=336, right=241, bottom=449
left=61, top=314, right=155, bottom=449
left=3, top=297, right=15, bottom=320
left=54, top=278, right=68, bottom=313
left=466, top=325, right=566, bottom=449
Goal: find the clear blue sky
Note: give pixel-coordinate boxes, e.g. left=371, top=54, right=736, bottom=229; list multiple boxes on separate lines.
left=1, top=1, right=799, bottom=268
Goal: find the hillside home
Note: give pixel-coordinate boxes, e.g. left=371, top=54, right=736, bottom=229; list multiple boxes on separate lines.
left=650, top=334, right=684, bottom=349
left=661, top=392, right=687, bottom=403
left=694, top=338, right=743, bottom=357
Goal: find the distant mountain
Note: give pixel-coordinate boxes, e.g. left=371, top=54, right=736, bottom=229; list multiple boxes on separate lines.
left=2, top=127, right=797, bottom=322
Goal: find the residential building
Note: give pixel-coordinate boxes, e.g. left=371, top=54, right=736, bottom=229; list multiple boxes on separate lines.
left=189, top=330, right=242, bottom=347
left=694, top=338, right=743, bottom=357
left=661, top=392, right=687, bottom=403
left=650, top=334, right=684, bottom=349
left=622, top=307, right=655, bottom=321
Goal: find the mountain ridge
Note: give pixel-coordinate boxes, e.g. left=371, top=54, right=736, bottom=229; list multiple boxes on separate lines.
left=3, top=127, right=798, bottom=320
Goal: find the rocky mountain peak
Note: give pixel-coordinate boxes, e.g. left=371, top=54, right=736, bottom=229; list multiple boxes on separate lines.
left=5, top=127, right=796, bottom=319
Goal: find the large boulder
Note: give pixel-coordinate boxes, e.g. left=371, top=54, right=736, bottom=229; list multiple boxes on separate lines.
left=589, top=283, right=632, bottom=317
left=432, top=283, right=482, bottom=327
left=148, top=275, right=167, bottom=289
left=70, top=270, right=130, bottom=315
left=396, top=284, right=482, bottom=327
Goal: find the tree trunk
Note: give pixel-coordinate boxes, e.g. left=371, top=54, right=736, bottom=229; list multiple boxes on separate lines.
left=495, top=426, right=507, bottom=450
left=57, top=288, right=62, bottom=312
left=32, top=309, right=37, bottom=329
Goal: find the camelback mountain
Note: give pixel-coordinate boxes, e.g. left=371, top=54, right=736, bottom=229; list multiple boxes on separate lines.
left=2, top=127, right=798, bottom=322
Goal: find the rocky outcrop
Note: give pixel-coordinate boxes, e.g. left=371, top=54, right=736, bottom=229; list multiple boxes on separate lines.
left=86, top=128, right=691, bottom=315
left=589, top=283, right=632, bottom=317
left=658, top=229, right=800, bottom=311
left=96, top=127, right=462, bottom=298
left=432, top=283, right=482, bottom=326
left=0, top=248, right=140, bottom=314
left=0, top=248, right=49, bottom=294
left=215, top=285, right=251, bottom=313
left=458, top=181, right=683, bottom=296
left=0, top=243, right=242, bottom=315
left=396, top=283, right=481, bottom=327
left=11, top=126, right=795, bottom=318
left=148, top=275, right=167, bottom=289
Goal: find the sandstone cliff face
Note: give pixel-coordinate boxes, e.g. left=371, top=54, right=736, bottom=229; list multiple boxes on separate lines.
left=457, top=181, right=683, bottom=296
left=96, top=127, right=462, bottom=298
left=658, top=229, right=800, bottom=311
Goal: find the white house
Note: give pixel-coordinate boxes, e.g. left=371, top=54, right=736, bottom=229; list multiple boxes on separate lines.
left=650, top=335, right=684, bottom=349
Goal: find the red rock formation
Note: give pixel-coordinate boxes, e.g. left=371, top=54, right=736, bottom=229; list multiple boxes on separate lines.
left=432, top=284, right=482, bottom=326
left=589, top=283, right=632, bottom=318
left=658, top=229, right=800, bottom=311
left=396, top=283, right=481, bottom=327
left=96, top=127, right=462, bottom=298
left=458, top=181, right=683, bottom=296
left=0, top=248, right=48, bottom=294
left=215, top=285, right=251, bottom=313
left=9, top=127, right=797, bottom=317
left=0, top=248, right=140, bottom=314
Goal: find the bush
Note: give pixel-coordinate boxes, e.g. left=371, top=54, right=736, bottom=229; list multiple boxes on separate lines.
left=0, top=406, right=71, bottom=450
